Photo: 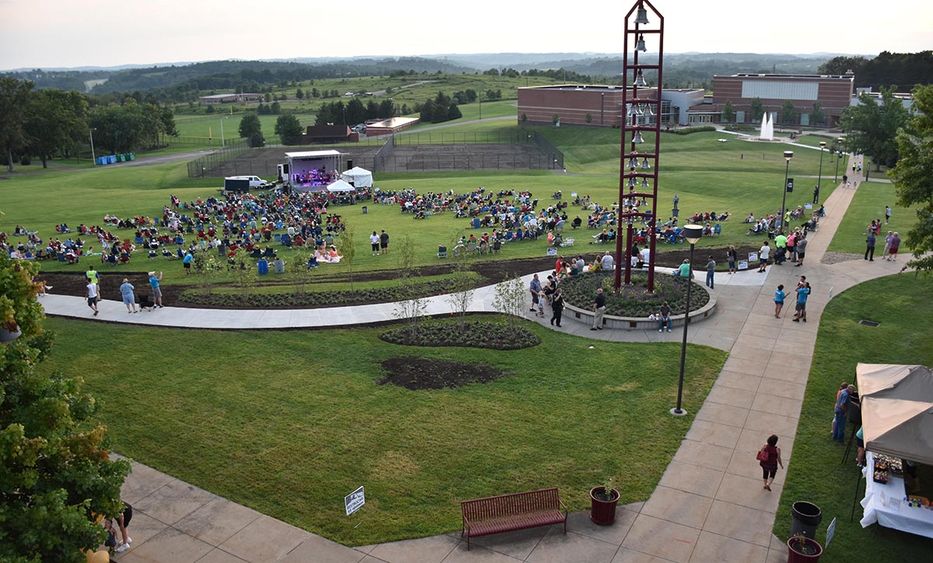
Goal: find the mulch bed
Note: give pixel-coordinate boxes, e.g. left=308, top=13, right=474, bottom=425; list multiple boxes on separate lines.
left=378, top=357, right=507, bottom=390
left=36, top=244, right=759, bottom=309
left=561, top=271, right=710, bottom=316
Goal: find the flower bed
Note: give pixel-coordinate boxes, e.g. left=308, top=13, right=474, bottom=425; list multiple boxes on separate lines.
left=378, top=357, right=508, bottom=390
left=380, top=321, right=540, bottom=350
left=179, top=278, right=467, bottom=309
left=560, top=272, right=709, bottom=317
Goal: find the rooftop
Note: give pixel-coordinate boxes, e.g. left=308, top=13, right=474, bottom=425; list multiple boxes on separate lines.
left=715, top=73, right=855, bottom=81
left=366, top=116, right=419, bottom=128
left=284, top=150, right=342, bottom=159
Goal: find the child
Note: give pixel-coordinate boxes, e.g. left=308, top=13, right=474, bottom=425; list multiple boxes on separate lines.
left=774, top=284, right=785, bottom=318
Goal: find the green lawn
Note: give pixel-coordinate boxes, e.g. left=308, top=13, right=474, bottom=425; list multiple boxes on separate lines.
left=38, top=316, right=726, bottom=545
left=1, top=128, right=840, bottom=285
left=774, top=273, right=933, bottom=561
left=827, top=181, right=916, bottom=254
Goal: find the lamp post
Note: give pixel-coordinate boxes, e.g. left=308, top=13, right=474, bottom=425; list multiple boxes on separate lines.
left=88, top=128, right=97, bottom=165
left=779, top=150, right=793, bottom=234
left=220, top=117, right=227, bottom=148
left=815, top=141, right=826, bottom=204
left=833, top=140, right=842, bottom=184
left=672, top=223, right=703, bottom=416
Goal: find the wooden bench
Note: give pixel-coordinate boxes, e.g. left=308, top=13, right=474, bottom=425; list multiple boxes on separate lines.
left=460, top=488, right=567, bottom=549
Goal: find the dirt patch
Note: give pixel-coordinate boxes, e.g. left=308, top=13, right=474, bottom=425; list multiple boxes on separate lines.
left=378, top=357, right=507, bottom=390
left=821, top=252, right=862, bottom=265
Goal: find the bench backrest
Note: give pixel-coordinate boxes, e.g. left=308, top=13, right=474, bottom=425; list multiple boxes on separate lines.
left=462, top=488, right=560, bottom=521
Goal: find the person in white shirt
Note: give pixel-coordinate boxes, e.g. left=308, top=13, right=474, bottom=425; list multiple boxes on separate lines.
left=600, top=252, right=614, bottom=270
left=86, top=282, right=99, bottom=316
left=369, top=231, right=380, bottom=256
left=758, top=241, right=771, bottom=273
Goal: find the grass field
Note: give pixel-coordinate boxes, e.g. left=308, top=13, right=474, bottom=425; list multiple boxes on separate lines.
left=38, top=316, right=727, bottom=545
left=0, top=128, right=843, bottom=284
left=827, top=181, right=916, bottom=255
left=773, top=273, right=933, bottom=561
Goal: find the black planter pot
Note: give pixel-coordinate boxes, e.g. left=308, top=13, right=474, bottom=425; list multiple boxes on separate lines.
left=589, top=487, right=620, bottom=525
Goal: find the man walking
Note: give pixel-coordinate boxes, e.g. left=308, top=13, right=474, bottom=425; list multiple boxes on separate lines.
left=865, top=230, right=876, bottom=261
left=795, top=234, right=808, bottom=267
left=885, top=205, right=892, bottom=224
left=379, top=230, right=390, bottom=255
left=591, top=287, right=606, bottom=331
left=529, top=274, right=544, bottom=317
left=757, top=241, right=771, bottom=273
left=705, top=256, right=716, bottom=289
left=86, top=279, right=99, bottom=317
left=550, top=288, right=564, bottom=327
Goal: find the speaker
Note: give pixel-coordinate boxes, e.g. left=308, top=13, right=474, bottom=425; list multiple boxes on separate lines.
left=346, top=159, right=353, bottom=171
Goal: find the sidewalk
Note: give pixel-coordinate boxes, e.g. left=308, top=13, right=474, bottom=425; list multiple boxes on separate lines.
left=94, top=155, right=908, bottom=562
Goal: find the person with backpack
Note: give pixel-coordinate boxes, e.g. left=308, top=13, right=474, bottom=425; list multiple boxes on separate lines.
left=757, top=435, right=783, bottom=491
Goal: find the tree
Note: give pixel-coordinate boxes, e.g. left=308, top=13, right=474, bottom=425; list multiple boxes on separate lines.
left=419, top=100, right=436, bottom=122
left=811, top=102, right=826, bottom=127
left=841, top=87, right=910, bottom=169
left=392, top=236, right=426, bottom=335
left=274, top=114, right=303, bottom=145
left=0, top=77, right=33, bottom=172
left=0, top=254, right=130, bottom=562
left=722, top=101, right=734, bottom=123
left=270, top=101, right=281, bottom=115
left=345, top=98, right=365, bottom=125
left=445, top=238, right=475, bottom=330
left=750, top=97, right=764, bottom=122
left=493, top=276, right=526, bottom=326
left=781, top=100, right=797, bottom=125
left=295, top=88, right=304, bottom=100
left=238, top=114, right=264, bottom=147
left=24, top=89, right=88, bottom=168
left=889, top=84, right=933, bottom=271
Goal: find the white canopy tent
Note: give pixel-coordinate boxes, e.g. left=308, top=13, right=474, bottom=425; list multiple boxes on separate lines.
left=326, top=179, right=356, bottom=193
left=857, top=364, right=933, bottom=465
left=341, top=166, right=373, bottom=188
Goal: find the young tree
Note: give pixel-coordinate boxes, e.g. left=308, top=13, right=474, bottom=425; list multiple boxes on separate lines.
left=445, top=248, right=475, bottom=330
left=238, top=114, right=264, bottom=147
left=493, top=276, right=526, bottom=326
left=889, top=84, right=933, bottom=271
left=274, top=114, right=303, bottom=145
left=750, top=97, right=764, bottom=122
left=231, top=248, right=255, bottom=295
left=781, top=100, right=797, bottom=125
left=0, top=77, right=34, bottom=172
left=721, top=101, right=735, bottom=123
left=0, top=254, right=130, bottom=562
left=392, top=236, right=427, bottom=335
left=295, top=88, right=304, bottom=100
left=841, top=87, right=910, bottom=170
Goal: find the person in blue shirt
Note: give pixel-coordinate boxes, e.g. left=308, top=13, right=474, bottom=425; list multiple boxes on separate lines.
left=773, top=284, right=786, bottom=318
left=182, top=251, right=193, bottom=274
left=119, top=278, right=137, bottom=313
left=148, top=271, right=163, bottom=308
left=792, top=281, right=810, bottom=322
left=833, top=384, right=855, bottom=442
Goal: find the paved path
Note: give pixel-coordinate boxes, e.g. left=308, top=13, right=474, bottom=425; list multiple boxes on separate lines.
left=87, top=153, right=910, bottom=562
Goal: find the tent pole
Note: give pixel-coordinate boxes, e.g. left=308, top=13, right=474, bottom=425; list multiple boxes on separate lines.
left=850, top=462, right=865, bottom=521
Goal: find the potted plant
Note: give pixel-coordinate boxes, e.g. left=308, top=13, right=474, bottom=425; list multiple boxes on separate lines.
left=787, top=534, right=823, bottom=562
left=590, top=479, right=620, bottom=525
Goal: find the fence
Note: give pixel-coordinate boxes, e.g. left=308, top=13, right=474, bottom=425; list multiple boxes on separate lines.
left=185, top=128, right=565, bottom=178
left=186, top=139, right=250, bottom=178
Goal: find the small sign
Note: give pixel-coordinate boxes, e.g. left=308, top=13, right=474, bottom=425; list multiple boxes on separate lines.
left=825, top=517, right=837, bottom=548
left=546, top=247, right=557, bottom=256
left=748, top=252, right=759, bottom=262
left=737, top=260, right=749, bottom=271
left=345, top=486, right=365, bottom=516
left=786, top=178, right=795, bottom=192
left=804, top=203, right=813, bottom=209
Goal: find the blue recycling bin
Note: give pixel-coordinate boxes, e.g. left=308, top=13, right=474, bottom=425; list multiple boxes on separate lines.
left=107, top=155, right=116, bottom=164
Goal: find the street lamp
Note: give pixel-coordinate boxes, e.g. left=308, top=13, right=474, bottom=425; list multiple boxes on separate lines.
left=814, top=141, right=826, bottom=205
left=672, top=223, right=703, bottom=416
left=89, top=128, right=97, bottom=165
left=220, top=117, right=229, bottom=148
left=779, top=150, right=794, bottom=234
left=833, top=140, right=843, bottom=184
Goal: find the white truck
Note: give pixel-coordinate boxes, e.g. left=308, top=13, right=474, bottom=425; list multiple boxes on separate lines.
left=223, top=175, right=269, bottom=192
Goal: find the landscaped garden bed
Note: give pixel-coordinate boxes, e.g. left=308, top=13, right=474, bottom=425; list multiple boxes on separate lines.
left=378, top=357, right=507, bottom=390
left=380, top=320, right=540, bottom=350
left=560, top=271, right=709, bottom=317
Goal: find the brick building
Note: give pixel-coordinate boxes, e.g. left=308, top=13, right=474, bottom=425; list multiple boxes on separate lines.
left=517, top=85, right=704, bottom=128
left=705, top=73, right=855, bottom=126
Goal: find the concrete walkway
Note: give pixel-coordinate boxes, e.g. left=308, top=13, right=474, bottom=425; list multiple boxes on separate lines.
left=85, top=154, right=908, bottom=562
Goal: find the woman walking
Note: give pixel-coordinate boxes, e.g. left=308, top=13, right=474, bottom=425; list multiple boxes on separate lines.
left=773, top=284, right=786, bottom=318
left=758, top=434, right=783, bottom=491
left=726, top=245, right=737, bottom=274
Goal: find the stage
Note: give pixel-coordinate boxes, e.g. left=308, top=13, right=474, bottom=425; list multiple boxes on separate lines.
left=284, top=150, right=342, bottom=193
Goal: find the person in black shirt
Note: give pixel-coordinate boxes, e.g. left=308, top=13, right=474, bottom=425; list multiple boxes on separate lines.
left=591, top=288, right=606, bottom=330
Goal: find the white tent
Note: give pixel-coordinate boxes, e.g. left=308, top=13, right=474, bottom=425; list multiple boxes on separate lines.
left=856, top=364, right=933, bottom=465
left=326, top=179, right=356, bottom=193
left=341, top=166, right=373, bottom=188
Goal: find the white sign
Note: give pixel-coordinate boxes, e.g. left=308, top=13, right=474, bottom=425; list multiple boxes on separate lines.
left=825, top=517, right=837, bottom=548
left=748, top=252, right=759, bottom=263
left=345, top=486, right=365, bottom=516
left=737, top=260, right=749, bottom=271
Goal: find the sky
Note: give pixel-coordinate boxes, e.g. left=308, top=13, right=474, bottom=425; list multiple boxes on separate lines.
left=1, top=0, right=931, bottom=70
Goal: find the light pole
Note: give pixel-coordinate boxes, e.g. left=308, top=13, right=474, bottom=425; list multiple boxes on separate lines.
left=89, top=128, right=97, bottom=165
left=779, top=150, right=794, bottom=234
left=833, top=140, right=842, bottom=184
left=815, top=141, right=826, bottom=204
left=672, top=224, right=703, bottom=416
left=220, top=117, right=227, bottom=148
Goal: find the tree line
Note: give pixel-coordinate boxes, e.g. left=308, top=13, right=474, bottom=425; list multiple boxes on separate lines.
left=0, top=77, right=177, bottom=172
left=819, top=51, right=933, bottom=92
